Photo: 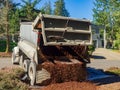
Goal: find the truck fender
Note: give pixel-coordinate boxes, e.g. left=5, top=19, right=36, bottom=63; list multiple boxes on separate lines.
left=13, top=46, right=19, bottom=56
left=12, top=46, right=20, bottom=64
left=31, top=51, right=38, bottom=65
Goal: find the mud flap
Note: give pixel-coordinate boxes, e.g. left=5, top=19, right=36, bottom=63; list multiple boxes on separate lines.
left=36, top=68, right=51, bottom=84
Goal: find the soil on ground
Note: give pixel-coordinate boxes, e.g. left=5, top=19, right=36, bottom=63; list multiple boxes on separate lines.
left=0, top=52, right=11, bottom=57
left=1, top=66, right=120, bottom=90
left=30, top=81, right=97, bottom=90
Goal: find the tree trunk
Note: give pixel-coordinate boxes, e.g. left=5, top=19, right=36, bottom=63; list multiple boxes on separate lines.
left=5, top=24, right=10, bottom=53
left=104, top=26, right=106, bottom=48
left=5, top=0, right=10, bottom=53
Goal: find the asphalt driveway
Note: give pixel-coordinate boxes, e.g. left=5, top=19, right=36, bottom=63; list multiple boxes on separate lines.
left=0, top=57, right=16, bottom=69
left=87, top=48, right=120, bottom=70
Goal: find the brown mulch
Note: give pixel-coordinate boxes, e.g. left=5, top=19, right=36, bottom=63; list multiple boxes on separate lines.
left=30, top=81, right=120, bottom=90
left=0, top=52, right=11, bottom=57
left=98, top=82, right=120, bottom=90
left=31, top=81, right=97, bottom=90
left=1, top=66, right=120, bottom=90
left=36, top=61, right=86, bottom=85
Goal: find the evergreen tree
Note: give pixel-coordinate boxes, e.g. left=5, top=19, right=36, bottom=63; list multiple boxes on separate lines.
left=0, top=0, right=19, bottom=52
left=93, top=0, right=109, bottom=25
left=41, top=1, right=52, bottom=15
left=54, top=0, right=69, bottom=17
left=93, top=0, right=118, bottom=48
left=110, top=0, right=120, bottom=49
left=0, top=0, right=12, bottom=52
left=9, top=9, right=20, bottom=34
left=20, top=0, right=41, bottom=21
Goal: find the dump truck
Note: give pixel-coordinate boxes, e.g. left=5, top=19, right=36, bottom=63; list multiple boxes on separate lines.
left=12, top=14, right=92, bottom=85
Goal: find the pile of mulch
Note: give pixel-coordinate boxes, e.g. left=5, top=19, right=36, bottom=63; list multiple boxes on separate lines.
left=97, top=82, right=120, bottom=90
left=37, top=61, right=87, bottom=85
left=39, top=81, right=97, bottom=90
left=0, top=52, right=11, bottom=57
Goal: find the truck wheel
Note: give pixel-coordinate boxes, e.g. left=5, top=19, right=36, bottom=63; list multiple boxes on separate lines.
left=28, top=61, right=36, bottom=86
left=23, top=60, right=30, bottom=72
left=19, top=55, right=24, bottom=68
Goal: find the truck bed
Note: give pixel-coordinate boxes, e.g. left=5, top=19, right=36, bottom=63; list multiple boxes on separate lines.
left=33, top=14, right=92, bottom=46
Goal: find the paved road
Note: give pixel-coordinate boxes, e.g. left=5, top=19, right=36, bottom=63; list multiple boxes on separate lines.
left=87, top=48, right=120, bottom=84
left=91, top=48, right=120, bottom=60
left=0, top=57, right=16, bottom=69
left=87, top=48, right=120, bottom=70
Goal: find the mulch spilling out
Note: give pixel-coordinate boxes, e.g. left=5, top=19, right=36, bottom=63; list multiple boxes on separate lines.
left=0, top=52, right=11, bottom=57
left=37, top=61, right=87, bottom=85
left=40, top=81, right=97, bottom=90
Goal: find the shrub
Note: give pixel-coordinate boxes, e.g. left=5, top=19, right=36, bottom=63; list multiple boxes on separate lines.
left=0, top=40, right=6, bottom=52
left=0, top=40, right=17, bottom=52
left=88, top=45, right=95, bottom=56
left=112, top=40, right=120, bottom=50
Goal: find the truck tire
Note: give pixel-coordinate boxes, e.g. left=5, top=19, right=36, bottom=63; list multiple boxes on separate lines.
left=19, top=55, right=24, bottom=68
left=23, top=60, right=30, bottom=72
left=28, top=61, right=36, bottom=86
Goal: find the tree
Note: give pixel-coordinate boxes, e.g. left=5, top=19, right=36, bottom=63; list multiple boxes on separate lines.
left=54, top=0, right=69, bottom=17
left=110, top=0, right=120, bottom=49
left=20, top=0, right=41, bottom=21
left=9, top=9, right=20, bottom=43
left=9, top=9, right=20, bottom=34
left=0, top=0, right=12, bottom=52
left=0, top=4, right=4, bottom=34
left=93, top=0, right=108, bottom=48
left=93, top=0, right=118, bottom=48
left=0, top=0, right=19, bottom=52
left=41, top=1, right=52, bottom=15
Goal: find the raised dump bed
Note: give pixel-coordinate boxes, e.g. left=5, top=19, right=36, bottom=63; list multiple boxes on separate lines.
left=12, top=14, right=92, bottom=85
left=33, top=14, right=92, bottom=46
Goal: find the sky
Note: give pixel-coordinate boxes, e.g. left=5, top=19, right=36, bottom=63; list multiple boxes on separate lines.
left=13, top=0, right=95, bottom=20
